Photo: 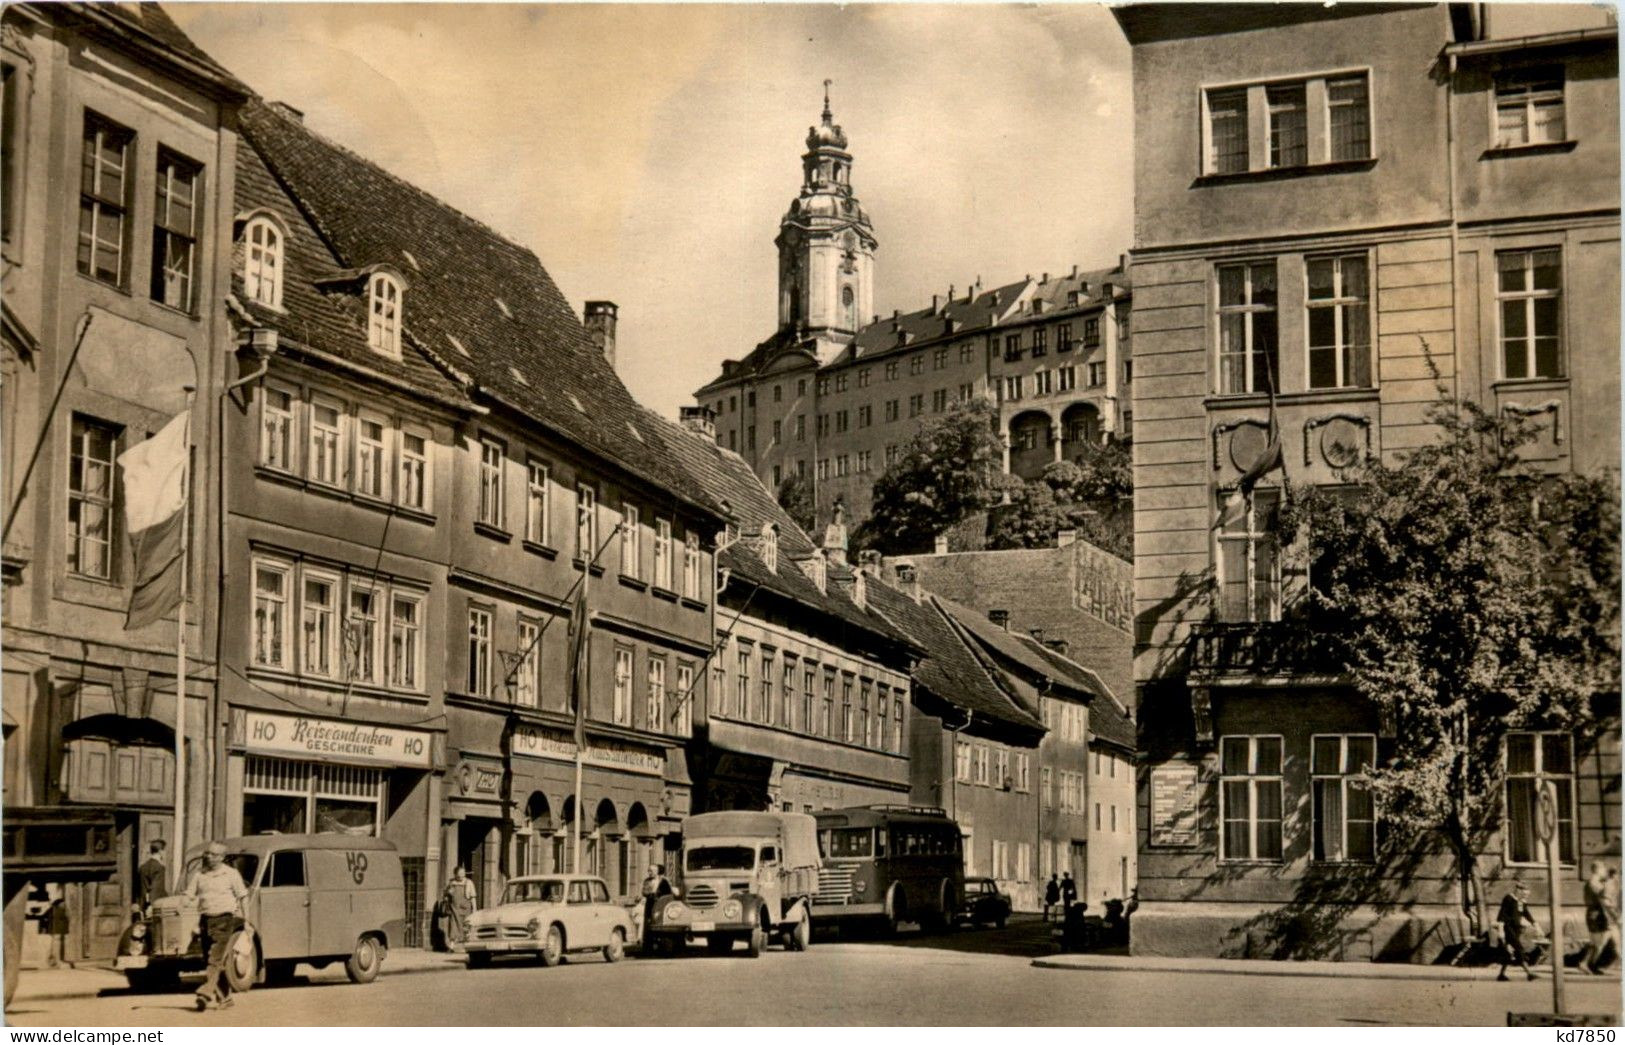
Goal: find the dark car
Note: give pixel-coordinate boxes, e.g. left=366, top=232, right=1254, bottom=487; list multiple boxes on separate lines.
left=958, top=877, right=1011, bottom=928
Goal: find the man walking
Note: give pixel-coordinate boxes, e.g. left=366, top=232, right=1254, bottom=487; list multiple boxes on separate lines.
left=1581, top=861, right=1621, bottom=974
left=184, top=840, right=248, bottom=1011
left=137, top=840, right=169, bottom=910
left=1061, top=871, right=1078, bottom=912
left=641, top=864, right=672, bottom=945
left=1496, top=880, right=1540, bottom=982
left=1043, top=875, right=1061, bottom=923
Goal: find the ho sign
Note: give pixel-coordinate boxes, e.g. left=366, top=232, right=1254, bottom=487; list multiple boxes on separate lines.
left=240, top=709, right=433, bottom=769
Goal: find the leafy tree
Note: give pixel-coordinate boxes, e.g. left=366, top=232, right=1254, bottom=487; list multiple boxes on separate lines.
left=775, top=471, right=815, bottom=534
left=985, top=444, right=1135, bottom=558
left=854, top=399, right=1005, bottom=554
left=1279, top=392, right=1620, bottom=927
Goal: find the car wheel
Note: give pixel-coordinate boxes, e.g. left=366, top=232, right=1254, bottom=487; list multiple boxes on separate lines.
left=746, top=925, right=767, bottom=958
left=791, top=912, right=811, bottom=952
left=540, top=924, right=564, bottom=967
left=344, top=935, right=382, bottom=984
left=223, top=932, right=259, bottom=993
left=466, top=951, right=491, bottom=969
left=603, top=927, right=625, bottom=963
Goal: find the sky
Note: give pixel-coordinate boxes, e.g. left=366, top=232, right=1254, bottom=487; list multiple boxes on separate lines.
left=169, top=3, right=1137, bottom=419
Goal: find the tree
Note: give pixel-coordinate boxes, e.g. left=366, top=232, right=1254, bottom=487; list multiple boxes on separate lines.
left=1279, top=392, right=1620, bottom=928
left=985, top=444, right=1135, bottom=559
left=775, top=471, right=815, bottom=534
left=854, top=399, right=1005, bottom=554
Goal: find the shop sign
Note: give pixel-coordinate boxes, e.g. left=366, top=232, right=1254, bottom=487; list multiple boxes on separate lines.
left=1149, top=764, right=1203, bottom=848
left=454, top=760, right=501, bottom=798
left=511, top=725, right=663, bottom=776
left=237, top=709, right=433, bottom=769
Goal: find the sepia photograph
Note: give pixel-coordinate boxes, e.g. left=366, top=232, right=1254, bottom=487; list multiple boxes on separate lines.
left=0, top=0, right=1618, bottom=1030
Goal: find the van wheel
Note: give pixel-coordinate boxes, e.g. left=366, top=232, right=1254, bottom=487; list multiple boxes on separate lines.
left=790, top=912, right=811, bottom=952
left=344, top=935, right=382, bottom=984
left=746, top=925, right=767, bottom=958
left=539, top=924, right=564, bottom=967
left=223, top=933, right=258, bottom=993
left=603, top=927, right=625, bottom=963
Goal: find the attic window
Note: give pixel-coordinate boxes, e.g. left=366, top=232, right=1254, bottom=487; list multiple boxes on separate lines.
left=799, top=554, right=826, bottom=593
left=852, top=569, right=867, bottom=609
left=494, top=297, right=513, bottom=319
left=446, top=334, right=470, bottom=357
left=567, top=393, right=586, bottom=413
left=367, top=272, right=402, bottom=357
left=760, top=524, right=778, bottom=572
left=400, top=249, right=420, bottom=272
left=241, top=216, right=284, bottom=309
left=507, top=365, right=530, bottom=386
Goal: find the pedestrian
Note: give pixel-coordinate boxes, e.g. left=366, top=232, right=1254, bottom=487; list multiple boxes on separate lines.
left=1581, top=861, right=1621, bottom=974
left=46, top=896, right=70, bottom=969
left=1496, top=880, right=1540, bottom=982
left=1043, top=875, right=1060, bottom=923
left=443, top=866, right=477, bottom=951
left=183, top=840, right=248, bottom=1011
left=137, top=840, right=169, bottom=910
left=641, top=863, right=672, bottom=943
left=1061, top=871, right=1078, bottom=912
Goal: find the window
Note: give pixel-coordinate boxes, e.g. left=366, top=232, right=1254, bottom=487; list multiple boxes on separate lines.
left=858, top=405, right=872, bottom=428
left=79, top=114, right=132, bottom=285
left=68, top=416, right=119, bottom=579
left=257, top=384, right=296, bottom=472
left=773, top=384, right=782, bottom=403
left=796, top=415, right=806, bottom=441
left=1058, top=324, right=1073, bottom=353
left=1003, top=376, right=1022, bottom=401
left=835, top=374, right=848, bottom=393
left=1042, top=767, right=1053, bottom=807
left=151, top=150, right=200, bottom=310
left=646, top=658, right=666, bottom=732
left=1220, top=735, right=1283, bottom=861
left=367, top=273, right=402, bottom=357
left=747, top=426, right=755, bottom=451
left=1034, top=372, right=1052, bottom=397
left=345, top=582, right=383, bottom=685
left=389, top=591, right=423, bottom=690
left=1497, top=249, right=1562, bottom=379
left=309, top=398, right=345, bottom=487
left=759, top=525, right=778, bottom=572
left=772, top=420, right=781, bottom=444
left=995, top=748, right=1009, bottom=788
left=1207, top=88, right=1249, bottom=174
left=576, top=484, right=597, bottom=560
left=858, top=680, right=871, bottom=746
left=654, top=519, right=673, bottom=590
left=885, top=400, right=899, bottom=422
left=885, top=444, right=899, bottom=466
left=817, top=414, right=829, bottom=438
left=974, top=745, right=991, bottom=786
left=885, top=361, right=899, bottom=381
left=1328, top=76, right=1371, bottom=161
left=836, top=410, right=848, bottom=433
left=613, top=646, right=633, bottom=725
left=1312, top=734, right=1376, bottom=862
left=673, top=663, right=694, bottom=737
left=1506, top=733, right=1576, bottom=865
left=1217, top=261, right=1278, bottom=394
left=858, top=369, right=871, bottom=388
left=1057, top=366, right=1076, bottom=393
left=1307, top=254, right=1371, bottom=389
left=253, top=560, right=291, bottom=668
left=910, top=355, right=924, bottom=375
left=1496, top=68, right=1565, bottom=148
left=734, top=646, right=751, bottom=720
left=477, top=438, right=504, bottom=527
left=299, top=570, right=339, bottom=676
left=621, top=503, right=641, bottom=578
left=802, top=666, right=816, bottom=734
left=398, top=427, right=430, bottom=511
left=960, top=344, right=975, bottom=364
left=841, top=676, right=854, bottom=742
left=514, top=618, right=541, bottom=706
left=243, top=217, right=283, bottom=308
left=355, top=414, right=389, bottom=499
left=1, top=62, right=18, bottom=243
left=933, top=348, right=948, bottom=370
left=1217, top=488, right=1280, bottom=622
left=781, top=657, right=796, bottom=729
left=836, top=454, right=849, bottom=477
left=1004, top=334, right=1022, bottom=361
left=524, top=460, right=549, bottom=544
left=1083, top=317, right=1100, bottom=347
left=1016, top=753, right=1030, bottom=792
left=856, top=450, right=872, bottom=473
left=959, top=383, right=974, bottom=401
left=956, top=740, right=973, bottom=783
left=821, top=669, right=835, bottom=736
left=467, top=607, right=492, bottom=696
left=1083, top=362, right=1102, bottom=388
left=683, top=531, right=702, bottom=599
left=1267, top=84, right=1307, bottom=168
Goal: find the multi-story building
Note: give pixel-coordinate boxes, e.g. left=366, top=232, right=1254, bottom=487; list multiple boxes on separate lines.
left=222, top=98, right=729, bottom=930
left=0, top=3, right=248, bottom=962
left=651, top=407, right=918, bottom=817
left=1115, top=2, right=1619, bottom=959
left=693, top=94, right=1133, bottom=530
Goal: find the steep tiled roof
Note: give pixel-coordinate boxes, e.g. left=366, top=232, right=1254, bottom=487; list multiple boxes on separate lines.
left=864, top=579, right=1043, bottom=733
left=237, top=99, right=719, bottom=516
left=1016, top=636, right=1136, bottom=752
left=935, top=596, right=1102, bottom=703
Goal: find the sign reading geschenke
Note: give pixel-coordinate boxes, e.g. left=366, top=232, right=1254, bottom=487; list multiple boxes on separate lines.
left=510, top=724, right=663, bottom=776
left=236, top=708, right=434, bottom=769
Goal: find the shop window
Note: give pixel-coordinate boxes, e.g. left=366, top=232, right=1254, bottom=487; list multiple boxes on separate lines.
left=243, top=756, right=384, bottom=837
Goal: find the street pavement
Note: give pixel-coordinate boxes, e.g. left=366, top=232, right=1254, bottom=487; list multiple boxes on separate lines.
left=7, top=919, right=1619, bottom=1027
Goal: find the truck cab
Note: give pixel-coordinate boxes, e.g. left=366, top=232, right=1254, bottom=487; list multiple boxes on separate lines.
left=646, top=811, right=818, bottom=957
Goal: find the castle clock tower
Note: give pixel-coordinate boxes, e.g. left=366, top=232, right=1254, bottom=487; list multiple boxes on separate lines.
left=775, top=83, right=877, bottom=365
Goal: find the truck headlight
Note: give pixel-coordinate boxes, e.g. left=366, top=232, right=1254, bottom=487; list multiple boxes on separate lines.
left=722, top=900, right=742, bottom=920
left=853, top=878, right=866, bottom=894
left=527, top=917, right=541, bottom=936
left=130, top=923, right=147, bottom=940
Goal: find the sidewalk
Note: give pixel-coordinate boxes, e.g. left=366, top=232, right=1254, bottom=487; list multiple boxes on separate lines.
left=1033, top=952, right=1625, bottom=984
left=10, top=948, right=467, bottom=1005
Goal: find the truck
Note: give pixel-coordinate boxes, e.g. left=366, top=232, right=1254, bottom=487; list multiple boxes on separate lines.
left=645, top=810, right=819, bottom=957
left=3, top=807, right=119, bottom=1009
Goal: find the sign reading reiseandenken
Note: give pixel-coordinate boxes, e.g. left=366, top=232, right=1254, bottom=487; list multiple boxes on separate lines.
left=238, top=709, right=433, bottom=768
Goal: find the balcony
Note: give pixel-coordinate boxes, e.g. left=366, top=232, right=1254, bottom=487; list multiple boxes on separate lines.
left=1187, top=620, right=1348, bottom=682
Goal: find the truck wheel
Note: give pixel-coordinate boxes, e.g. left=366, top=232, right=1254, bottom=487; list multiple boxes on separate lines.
left=540, top=924, right=564, bottom=967
left=746, top=925, right=767, bottom=958
left=603, top=927, right=626, bottom=963
left=790, top=912, right=811, bottom=952
left=884, top=884, right=905, bottom=936
left=344, top=935, right=382, bottom=984
left=706, top=935, right=732, bottom=956
left=223, top=933, right=259, bottom=993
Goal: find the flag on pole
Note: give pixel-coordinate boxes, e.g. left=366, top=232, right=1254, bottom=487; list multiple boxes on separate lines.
left=1214, top=387, right=1283, bottom=531
left=117, top=411, right=190, bottom=630
left=566, top=585, right=591, bottom=749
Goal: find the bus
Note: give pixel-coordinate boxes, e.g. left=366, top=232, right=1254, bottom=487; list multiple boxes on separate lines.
left=812, top=805, right=963, bottom=934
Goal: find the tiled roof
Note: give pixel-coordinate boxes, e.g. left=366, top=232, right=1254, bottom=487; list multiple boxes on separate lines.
left=935, top=596, right=1102, bottom=702
left=1015, top=636, right=1136, bottom=752
left=237, top=99, right=720, bottom=517
left=863, top=579, right=1044, bottom=733
left=644, top=411, right=913, bottom=650
left=231, top=137, right=474, bottom=409
left=87, top=3, right=251, bottom=96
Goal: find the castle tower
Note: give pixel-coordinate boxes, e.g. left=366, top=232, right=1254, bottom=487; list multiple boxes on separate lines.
left=774, top=82, right=878, bottom=365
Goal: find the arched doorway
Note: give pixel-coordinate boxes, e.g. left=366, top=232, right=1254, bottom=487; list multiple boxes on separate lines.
left=1008, top=410, right=1054, bottom=481
left=1062, top=402, right=1102, bottom=459
left=518, top=791, right=554, bottom=876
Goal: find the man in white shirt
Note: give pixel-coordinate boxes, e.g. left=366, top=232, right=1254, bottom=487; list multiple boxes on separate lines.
left=184, top=841, right=248, bottom=1011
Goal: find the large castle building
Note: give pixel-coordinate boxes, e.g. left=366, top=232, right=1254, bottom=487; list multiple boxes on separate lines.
left=692, top=91, right=1133, bottom=531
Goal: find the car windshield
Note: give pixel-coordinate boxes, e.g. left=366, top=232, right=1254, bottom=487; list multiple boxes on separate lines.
left=686, top=846, right=755, bottom=872
left=183, top=853, right=260, bottom=887
left=503, top=880, right=565, bottom=904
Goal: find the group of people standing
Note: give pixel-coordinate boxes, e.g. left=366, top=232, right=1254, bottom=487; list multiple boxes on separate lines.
left=1041, top=872, right=1079, bottom=920
left=1496, top=861, right=1620, bottom=981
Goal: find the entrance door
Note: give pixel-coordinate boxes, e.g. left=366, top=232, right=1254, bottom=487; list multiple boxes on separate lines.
left=1069, top=840, right=1087, bottom=900
left=80, top=816, right=138, bottom=960
left=457, top=820, right=501, bottom=909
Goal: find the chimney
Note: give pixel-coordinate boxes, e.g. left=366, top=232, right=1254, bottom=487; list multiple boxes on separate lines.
left=1028, top=627, right=1046, bottom=643
left=1044, top=638, right=1071, bottom=656
left=822, top=501, right=849, bottom=567
left=933, top=533, right=949, bottom=555
left=1056, top=528, right=1077, bottom=548
left=679, top=404, right=716, bottom=439
left=269, top=100, right=305, bottom=123
left=584, top=301, right=618, bottom=367
left=893, top=561, right=922, bottom=602
left=1071, top=264, right=1079, bottom=278
left=947, top=284, right=956, bottom=302
left=856, top=549, right=882, bottom=575
left=988, top=609, right=1011, bottom=631
left=1042, top=272, right=1050, bottom=283
left=1119, top=252, right=1128, bottom=274
left=931, top=294, right=941, bottom=313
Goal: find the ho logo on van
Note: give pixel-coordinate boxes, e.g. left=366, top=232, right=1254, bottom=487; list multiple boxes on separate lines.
left=346, top=851, right=369, bottom=885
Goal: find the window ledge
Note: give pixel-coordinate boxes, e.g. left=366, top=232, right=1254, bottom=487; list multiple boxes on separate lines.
left=651, top=586, right=679, bottom=603
left=1483, top=140, right=1578, bottom=159
left=473, top=521, right=513, bottom=543
left=254, top=464, right=305, bottom=490
left=304, top=481, right=351, bottom=504
left=619, top=574, right=649, bottom=592
left=521, top=539, right=558, bottom=561
left=572, top=558, right=606, bottom=577
left=679, top=596, right=707, bottom=612
left=76, top=271, right=132, bottom=297
left=1205, top=387, right=1380, bottom=409
left=1194, top=157, right=1377, bottom=186
left=150, top=299, right=199, bottom=321
left=1491, top=376, right=1569, bottom=394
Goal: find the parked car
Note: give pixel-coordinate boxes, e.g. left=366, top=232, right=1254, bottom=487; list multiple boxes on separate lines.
left=958, top=877, right=1011, bottom=929
left=464, top=875, right=630, bottom=968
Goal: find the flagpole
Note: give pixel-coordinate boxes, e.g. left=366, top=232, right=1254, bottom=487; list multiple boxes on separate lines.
left=173, top=388, right=194, bottom=884
left=572, top=557, right=585, bottom=875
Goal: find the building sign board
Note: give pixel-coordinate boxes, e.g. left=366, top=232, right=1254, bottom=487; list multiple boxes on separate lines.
left=1149, top=764, right=1202, bottom=848
left=511, top=725, right=663, bottom=776
left=236, top=709, right=433, bottom=769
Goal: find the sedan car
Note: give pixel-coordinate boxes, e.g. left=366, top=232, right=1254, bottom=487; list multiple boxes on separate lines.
left=464, top=875, right=630, bottom=967
left=958, top=876, right=1011, bottom=928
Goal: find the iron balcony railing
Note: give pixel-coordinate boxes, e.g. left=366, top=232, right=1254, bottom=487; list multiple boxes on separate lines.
left=1187, top=620, right=1348, bottom=680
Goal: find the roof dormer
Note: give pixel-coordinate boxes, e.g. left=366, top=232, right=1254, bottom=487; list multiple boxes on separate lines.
left=759, top=522, right=779, bottom=573
left=367, top=269, right=404, bottom=358
left=234, top=208, right=289, bottom=310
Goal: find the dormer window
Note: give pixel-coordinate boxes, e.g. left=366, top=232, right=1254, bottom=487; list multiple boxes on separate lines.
left=368, top=272, right=402, bottom=357
left=852, top=570, right=867, bottom=609
left=242, top=216, right=283, bottom=308
left=760, top=524, right=778, bottom=573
